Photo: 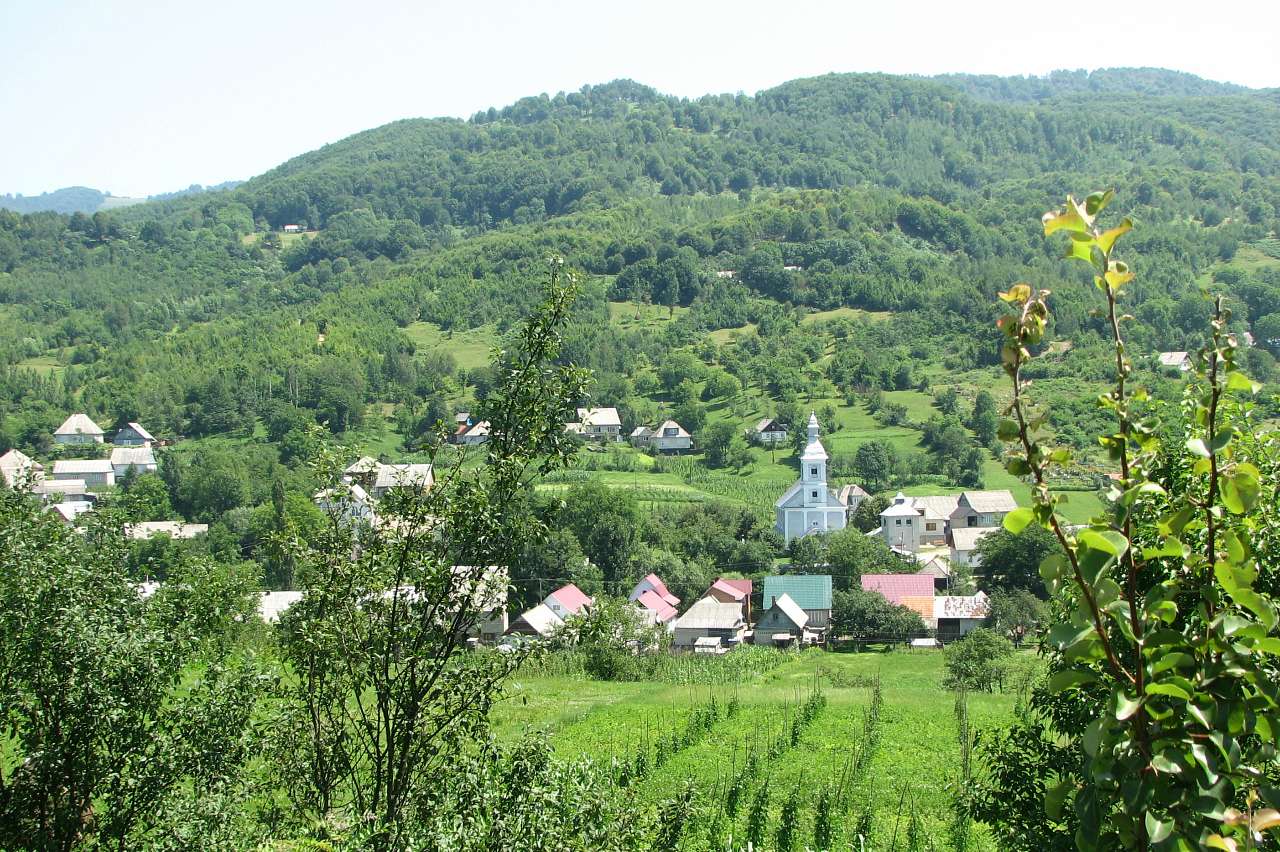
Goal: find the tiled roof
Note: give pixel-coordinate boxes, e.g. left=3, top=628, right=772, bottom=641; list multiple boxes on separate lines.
left=718, top=578, right=752, bottom=598
left=640, top=573, right=680, bottom=606
left=861, top=573, right=935, bottom=605
left=763, top=574, right=832, bottom=610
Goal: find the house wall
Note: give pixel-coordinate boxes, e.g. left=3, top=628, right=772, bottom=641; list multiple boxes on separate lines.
left=752, top=608, right=801, bottom=643
left=112, top=462, right=158, bottom=479
left=803, top=608, right=831, bottom=629
left=779, top=507, right=845, bottom=544
left=55, top=433, right=102, bottom=445
left=673, top=625, right=744, bottom=648
left=755, top=430, right=787, bottom=445
left=114, top=428, right=150, bottom=446
left=651, top=436, right=692, bottom=452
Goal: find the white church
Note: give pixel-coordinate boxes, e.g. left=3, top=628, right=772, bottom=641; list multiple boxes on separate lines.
left=774, top=413, right=848, bottom=544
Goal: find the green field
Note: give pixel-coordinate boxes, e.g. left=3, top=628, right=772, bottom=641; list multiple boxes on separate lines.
left=15, top=354, right=64, bottom=376
left=494, top=648, right=1017, bottom=850
left=402, top=321, right=498, bottom=370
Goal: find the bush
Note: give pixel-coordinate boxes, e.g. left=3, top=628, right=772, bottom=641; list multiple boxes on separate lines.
left=943, top=628, right=1014, bottom=692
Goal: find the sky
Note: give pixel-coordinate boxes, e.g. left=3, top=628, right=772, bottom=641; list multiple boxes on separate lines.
left=2, top=0, right=1279, bottom=197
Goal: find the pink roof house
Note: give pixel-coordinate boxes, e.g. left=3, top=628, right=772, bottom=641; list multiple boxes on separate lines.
left=634, top=588, right=679, bottom=624
left=861, top=573, right=936, bottom=606
left=704, top=578, right=753, bottom=620
left=629, top=573, right=680, bottom=608
left=544, top=583, right=593, bottom=620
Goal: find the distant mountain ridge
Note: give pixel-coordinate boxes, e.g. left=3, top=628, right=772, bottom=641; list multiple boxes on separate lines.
left=0, top=180, right=243, bottom=216
left=927, top=67, right=1253, bottom=103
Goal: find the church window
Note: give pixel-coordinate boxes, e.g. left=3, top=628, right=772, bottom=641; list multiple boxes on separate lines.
left=811, top=490, right=818, bottom=499
left=810, top=467, right=818, bottom=476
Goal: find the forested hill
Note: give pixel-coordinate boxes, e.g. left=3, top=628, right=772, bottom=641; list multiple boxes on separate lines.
left=1, top=67, right=1279, bottom=475
left=114, top=69, right=1280, bottom=237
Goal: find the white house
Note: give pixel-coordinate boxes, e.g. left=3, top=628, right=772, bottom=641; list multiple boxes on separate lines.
left=344, top=457, right=434, bottom=498
left=752, top=593, right=814, bottom=646
left=54, top=413, right=105, bottom=445
left=52, top=459, right=115, bottom=488
left=313, top=483, right=376, bottom=527
left=127, top=521, right=209, bottom=540
left=114, top=422, right=155, bottom=447
left=259, top=591, right=304, bottom=623
left=507, top=603, right=563, bottom=638
left=110, top=446, right=158, bottom=479
left=935, top=592, right=990, bottom=640
left=1158, top=351, right=1192, bottom=372
left=629, top=573, right=680, bottom=626
left=950, top=526, right=996, bottom=567
left=0, top=448, right=43, bottom=489
left=567, top=407, right=622, bottom=441
left=750, top=418, right=788, bottom=446
left=949, top=490, right=1018, bottom=530
left=544, top=583, right=593, bottom=620
left=49, top=501, right=94, bottom=525
left=774, top=413, right=847, bottom=544
left=454, top=420, right=490, bottom=446
left=631, top=420, right=692, bottom=452
left=283, top=224, right=303, bottom=234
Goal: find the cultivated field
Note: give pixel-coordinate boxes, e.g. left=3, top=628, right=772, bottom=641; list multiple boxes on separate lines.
left=493, top=648, right=1020, bottom=850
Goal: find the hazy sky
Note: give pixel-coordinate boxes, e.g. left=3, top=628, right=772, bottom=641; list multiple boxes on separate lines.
left=3, top=0, right=1278, bottom=197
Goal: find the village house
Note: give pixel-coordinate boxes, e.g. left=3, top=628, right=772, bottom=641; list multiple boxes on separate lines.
left=950, top=490, right=1018, bottom=530
left=861, top=573, right=937, bottom=626
left=54, top=413, right=105, bottom=445
left=752, top=593, right=815, bottom=646
left=544, top=583, right=593, bottom=620
left=630, top=573, right=680, bottom=625
left=507, top=603, right=563, bottom=638
left=113, top=422, right=155, bottom=447
left=630, top=420, right=693, bottom=452
left=110, top=446, right=158, bottom=479
left=749, top=417, right=788, bottom=446
left=34, top=479, right=90, bottom=503
left=671, top=597, right=746, bottom=653
left=453, top=420, right=491, bottom=446
left=49, top=501, right=94, bottom=525
left=762, top=574, right=832, bottom=630
left=52, top=459, right=115, bottom=489
left=702, top=577, right=752, bottom=621
left=126, top=521, right=209, bottom=540
left=453, top=565, right=510, bottom=644
left=343, top=457, right=434, bottom=498
left=282, top=224, right=303, bottom=234
left=0, top=448, right=43, bottom=489
left=949, top=527, right=996, bottom=568
left=259, top=591, right=304, bottom=623
left=875, top=490, right=1016, bottom=555
left=838, top=483, right=869, bottom=516
left=1158, top=351, right=1193, bottom=372
left=566, top=407, right=622, bottom=442
left=313, top=483, right=376, bottom=527
left=775, top=413, right=847, bottom=544
left=916, top=555, right=953, bottom=592
left=934, top=592, right=990, bottom=641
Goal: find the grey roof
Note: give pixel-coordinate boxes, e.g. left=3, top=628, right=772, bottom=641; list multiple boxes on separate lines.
left=771, top=593, right=809, bottom=629
left=655, top=419, right=691, bottom=439
left=52, top=459, right=113, bottom=475
left=577, top=407, right=621, bottom=427
left=123, top=422, right=155, bottom=441
left=957, top=490, right=1018, bottom=514
left=881, top=493, right=920, bottom=517
left=55, top=413, right=104, bottom=436
left=935, top=592, right=990, bottom=621
left=950, top=527, right=996, bottom=551
left=375, top=463, right=433, bottom=490
left=673, top=597, right=743, bottom=630
left=127, top=521, right=209, bottom=540
left=512, top=603, right=563, bottom=637
left=914, top=495, right=960, bottom=520
left=110, top=447, right=156, bottom=466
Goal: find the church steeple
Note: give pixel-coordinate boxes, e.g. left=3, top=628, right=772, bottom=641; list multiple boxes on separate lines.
left=800, top=412, right=828, bottom=507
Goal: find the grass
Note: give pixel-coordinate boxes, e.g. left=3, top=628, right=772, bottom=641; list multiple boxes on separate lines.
left=15, top=354, right=64, bottom=376
left=402, top=321, right=497, bottom=371
left=802, top=306, right=892, bottom=325
left=608, top=301, right=688, bottom=328
left=494, top=649, right=1014, bottom=849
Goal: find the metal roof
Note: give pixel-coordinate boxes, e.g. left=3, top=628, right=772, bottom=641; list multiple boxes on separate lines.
left=763, top=575, right=832, bottom=610
left=950, top=527, right=996, bottom=551
left=956, top=490, right=1018, bottom=514
left=55, top=413, right=104, bottom=436
left=674, top=597, right=743, bottom=630
left=771, top=593, right=809, bottom=629
left=861, top=573, right=935, bottom=605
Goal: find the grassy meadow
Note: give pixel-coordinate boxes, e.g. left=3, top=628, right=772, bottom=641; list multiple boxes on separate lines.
left=493, top=648, right=1020, bottom=850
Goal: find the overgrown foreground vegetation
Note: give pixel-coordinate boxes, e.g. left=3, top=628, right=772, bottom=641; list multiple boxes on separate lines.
left=5, top=192, right=1280, bottom=850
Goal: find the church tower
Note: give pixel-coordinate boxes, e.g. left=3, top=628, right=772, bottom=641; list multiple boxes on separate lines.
left=800, top=412, right=828, bottom=507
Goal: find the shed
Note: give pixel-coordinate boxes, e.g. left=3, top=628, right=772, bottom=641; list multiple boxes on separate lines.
left=935, top=592, right=990, bottom=641
left=508, top=603, right=563, bottom=638
left=259, top=591, right=304, bottom=623
left=762, top=574, right=832, bottom=628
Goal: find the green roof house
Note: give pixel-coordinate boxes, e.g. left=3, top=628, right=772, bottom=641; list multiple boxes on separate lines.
left=762, top=575, right=832, bottom=629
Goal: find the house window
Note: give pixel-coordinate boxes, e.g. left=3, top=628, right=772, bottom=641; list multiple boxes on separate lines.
left=967, top=516, right=977, bottom=527
left=926, top=523, right=936, bottom=531
left=895, top=519, right=902, bottom=526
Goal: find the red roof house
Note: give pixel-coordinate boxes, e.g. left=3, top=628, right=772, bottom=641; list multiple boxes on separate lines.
left=629, top=573, right=680, bottom=608
left=544, top=583, right=593, bottom=620
left=634, top=588, right=679, bottom=624
left=704, top=578, right=753, bottom=620
left=861, top=573, right=936, bottom=606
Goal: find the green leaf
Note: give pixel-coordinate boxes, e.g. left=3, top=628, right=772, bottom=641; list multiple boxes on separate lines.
left=1186, top=437, right=1211, bottom=458
left=1040, top=554, right=1068, bottom=583
left=1084, top=190, right=1115, bottom=217
left=1043, top=198, right=1090, bottom=236
left=1147, top=682, right=1192, bottom=701
left=1097, top=218, right=1132, bottom=254
left=1045, top=780, right=1071, bottom=821
left=1077, top=528, right=1129, bottom=557
left=1003, top=507, right=1034, bottom=534
left=997, top=418, right=1020, bottom=442
left=1082, top=718, right=1105, bottom=757
left=1113, top=689, right=1141, bottom=720
left=1226, top=371, right=1261, bottom=394
left=1150, top=751, right=1183, bottom=774
left=1145, top=811, right=1173, bottom=843
left=1049, top=668, right=1097, bottom=693
left=1143, top=539, right=1183, bottom=560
